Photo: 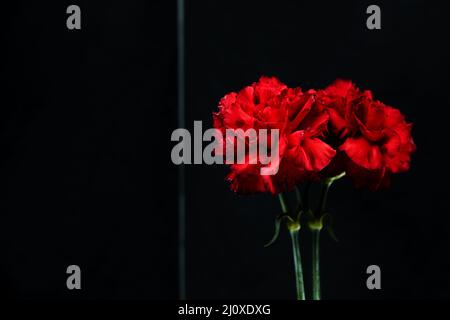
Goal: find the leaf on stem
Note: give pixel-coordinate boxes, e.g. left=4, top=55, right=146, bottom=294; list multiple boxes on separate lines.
left=321, top=213, right=339, bottom=242
left=264, top=214, right=283, bottom=248
left=264, top=214, right=296, bottom=247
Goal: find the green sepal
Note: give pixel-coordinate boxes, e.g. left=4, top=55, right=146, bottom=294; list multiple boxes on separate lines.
left=321, top=213, right=339, bottom=242
left=264, top=214, right=298, bottom=247
left=325, top=171, right=346, bottom=186
left=264, top=214, right=284, bottom=248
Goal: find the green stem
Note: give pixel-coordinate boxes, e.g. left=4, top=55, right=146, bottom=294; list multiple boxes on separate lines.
left=310, top=181, right=328, bottom=301
left=289, top=229, right=306, bottom=300
left=311, top=229, right=321, bottom=300
left=278, top=193, right=305, bottom=300
left=310, top=172, right=345, bottom=300
left=278, top=193, right=288, bottom=214
left=318, top=172, right=346, bottom=213
left=317, top=180, right=331, bottom=214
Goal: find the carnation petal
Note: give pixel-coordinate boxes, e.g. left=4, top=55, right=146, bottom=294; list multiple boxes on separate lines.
left=340, top=137, right=383, bottom=170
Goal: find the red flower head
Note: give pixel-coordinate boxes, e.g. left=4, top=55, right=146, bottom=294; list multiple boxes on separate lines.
left=318, top=80, right=416, bottom=189
left=213, top=76, right=336, bottom=195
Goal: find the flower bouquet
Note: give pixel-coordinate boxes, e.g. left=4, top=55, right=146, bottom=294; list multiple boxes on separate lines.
left=212, top=77, right=415, bottom=299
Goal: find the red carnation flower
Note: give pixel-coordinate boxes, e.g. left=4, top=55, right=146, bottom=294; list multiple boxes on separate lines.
left=318, top=80, right=416, bottom=189
left=211, top=77, right=417, bottom=300
left=213, top=77, right=336, bottom=195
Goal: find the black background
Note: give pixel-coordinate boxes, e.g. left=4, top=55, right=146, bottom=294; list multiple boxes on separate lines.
left=2, top=1, right=177, bottom=299
left=1, top=0, right=450, bottom=300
